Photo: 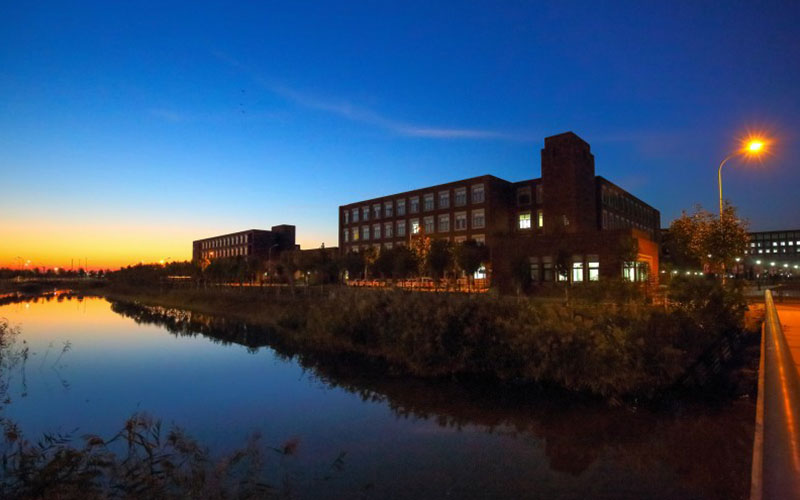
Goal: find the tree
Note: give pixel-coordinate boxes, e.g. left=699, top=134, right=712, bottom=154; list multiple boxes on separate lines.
left=392, top=246, right=418, bottom=279
left=455, top=240, right=488, bottom=291
left=669, top=202, right=749, bottom=279
left=339, top=251, right=365, bottom=281
left=427, top=239, right=453, bottom=285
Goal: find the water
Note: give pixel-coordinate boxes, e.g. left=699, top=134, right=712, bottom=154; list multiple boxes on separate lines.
left=0, top=294, right=755, bottom=499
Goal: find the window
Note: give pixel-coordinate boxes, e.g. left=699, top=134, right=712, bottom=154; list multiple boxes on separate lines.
left=572, top=256, right=584, bottom=283
left=343, top=228, right=349, bottom=242
left=454, top=235, right=467, bottom=244
left=423, top=216, right=434, bottom=234
left=519, top=212, right=531, bottom=230
left=362, top=225, right=370, bottom=241
left=410, top=219, right=420, bottom=234
left=373, top=204, right=381, bottom=219
left=373, top=223, right=381, bottom=240
left=472, top=234, right=485, bottom=245
left=623, top=262, right=636, bottom=281
left=352, top=208, right=359, bottom=223
left=471, top=184, right=485, bottom=204
left=384, top=222, right=393, bottom=238
left=439, top=191, right=450, bottom=209
left=423, top=193, right=434, bottom=211
left=588, top=256, right=599, bottom=281
left=410, top=196, right=420, bottom=213
left=362, top=206, right=370, bottom=221
left=384, top=242, right=393, bottom=250
left=529, top=257, right=540, bottom=282
left=535, top=184, right=543, bottom=204
left=438, top=214, right=450, bottom=232
left=472, top=209, right=485, bottom=229
left=397, top=220, right=407, bottom=237
left=455, top=187, right=467, bottom=206
left=455, top=212, right=467, bottom=230
left=396, top=199, right=406, bottom=216
left=384, top=201, right=393, bottom=218
left=517, top=187, right=531, bottom=206
left=537, top=210, right=544, bottom=228
left=543, top=256, right=553, bottom=282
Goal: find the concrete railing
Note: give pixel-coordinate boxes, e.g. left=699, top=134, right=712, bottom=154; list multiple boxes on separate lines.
left=751, top=289, right=800, bottom=500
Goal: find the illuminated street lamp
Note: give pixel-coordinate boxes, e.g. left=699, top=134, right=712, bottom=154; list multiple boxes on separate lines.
left=717, top=137, right=768, bottom=217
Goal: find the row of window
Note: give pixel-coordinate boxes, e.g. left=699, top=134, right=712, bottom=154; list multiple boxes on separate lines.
left=529, top=255, right=649, bottom=283
left=342, top=211, right=486, bottom=242
left=751, top=232, right=800, bottom=241
left=750, top=240, right=800, bottom=247
left=601, top=185, right=658, bottom=227
left=347, top=234, right=486, bottom=253
left=343, top=184, right=485, bottom=224
left=602, top=209, right=653, bottom=234
left=746, top=247, right=800, bottom=255
left=200, top=234, right=250, bottom=249
left=516, top=184, right=543, bottom=207
left=518, top=210, right=544, bottom=230
left=201, top=246, right=250, bottom=259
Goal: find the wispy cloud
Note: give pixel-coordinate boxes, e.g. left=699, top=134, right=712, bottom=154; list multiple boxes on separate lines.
left=214, top=50, right=526, bottom=141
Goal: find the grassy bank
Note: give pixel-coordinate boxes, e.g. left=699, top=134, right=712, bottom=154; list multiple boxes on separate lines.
left=104, top=279, right=754, bottom=400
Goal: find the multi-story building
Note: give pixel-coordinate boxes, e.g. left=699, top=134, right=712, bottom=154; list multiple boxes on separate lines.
left=338, top=132, right=661, bottom=288
left=192, top=225, right=297, bottom=263
left=744, top=229, right=800, bottom=278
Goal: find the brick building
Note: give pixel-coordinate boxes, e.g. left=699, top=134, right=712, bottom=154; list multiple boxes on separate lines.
left=338, top=132, right=660, bottom=289
left=192, top=225, right=297, bottom=263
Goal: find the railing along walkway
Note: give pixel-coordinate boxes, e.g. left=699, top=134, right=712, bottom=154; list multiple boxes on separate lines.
left=751, top=290, right=800, bottom=500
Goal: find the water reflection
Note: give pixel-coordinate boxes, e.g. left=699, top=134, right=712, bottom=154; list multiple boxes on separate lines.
left=108, top=298, right=755, bottom=499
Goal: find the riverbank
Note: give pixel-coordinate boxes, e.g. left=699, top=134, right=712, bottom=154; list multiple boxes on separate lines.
left=103, top=280, right=760, bottom=401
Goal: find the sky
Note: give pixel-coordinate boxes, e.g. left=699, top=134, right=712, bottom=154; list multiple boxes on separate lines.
left=1, top=1, right=799, bottom=269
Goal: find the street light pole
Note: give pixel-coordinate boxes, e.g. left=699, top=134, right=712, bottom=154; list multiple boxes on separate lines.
left=717, top=152, right=736, bottom=217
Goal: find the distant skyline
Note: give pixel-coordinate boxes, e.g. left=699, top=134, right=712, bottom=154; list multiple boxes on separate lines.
left=2, top=1, right=799, bottom=269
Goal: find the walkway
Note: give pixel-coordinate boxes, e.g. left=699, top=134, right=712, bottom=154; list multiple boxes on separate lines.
left=775, top=303, right=800, bottom=376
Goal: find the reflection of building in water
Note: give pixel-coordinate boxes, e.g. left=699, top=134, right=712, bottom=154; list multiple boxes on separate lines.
left=192, top=225, right=297, bottom=263
left=338, top=132, right=660, bottom=289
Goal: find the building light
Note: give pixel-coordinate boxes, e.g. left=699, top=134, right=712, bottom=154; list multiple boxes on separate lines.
left=756, top=260, right=761, bottom=265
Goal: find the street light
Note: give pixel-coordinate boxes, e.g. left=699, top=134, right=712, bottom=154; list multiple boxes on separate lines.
left=717, top=137, right=768, bottom=216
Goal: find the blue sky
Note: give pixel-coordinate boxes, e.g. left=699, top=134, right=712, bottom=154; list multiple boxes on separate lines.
left=1, top=1, right=799, bottom=267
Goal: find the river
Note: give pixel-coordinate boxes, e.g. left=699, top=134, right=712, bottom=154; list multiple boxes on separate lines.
left=0, top=293, right=755, bottom=499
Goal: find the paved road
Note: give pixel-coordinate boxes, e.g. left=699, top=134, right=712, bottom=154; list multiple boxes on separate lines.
left=775, top=303, right=800, bottom=376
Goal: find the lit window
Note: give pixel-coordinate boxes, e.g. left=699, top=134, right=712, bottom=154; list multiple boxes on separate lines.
left=537, top=210, right=543, bottom=228
left=438, top=214, right=450, bottom=232
left=385, top=242, right=393, bottom=250
left=410, top=196, right=419, bottom=213
left=572, top=256, right=584, bottom=283
left=623, top=262, right=636, bottom=281
left=384, top=201, right=393, bottom=217
left=423, top=193, right=434, bottom=211
left=423, top=216, right=434, bottom=234
left=471, top=184, right=485, bottom=204
left=439, top=191, right=450, bottom=209
left=362, top=225, right=370, bottom=241
left=373, top=204, right=381, bottom=219
left=773, top=242, right=778, bottom=246
left=472, top=209, right=485, bottom=229
left=411, top=218, right=420, bottom=234
left=397, top=220, right=407, bottom=237
left=373, top=223, right=381, bottom=240
left=519, top=212, right=531, bottom=229
left=588, top=257, right=599, bottom=281
left=384, top=222, right=393, bottom=238
left=455, top=187, right=467, bottom=206
left=455, top=212, right=467, bottom=231
left=454, top=236, right=467, bottom=244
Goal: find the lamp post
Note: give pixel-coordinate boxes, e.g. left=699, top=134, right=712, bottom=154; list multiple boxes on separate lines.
left=718, top=139, right=765, bottom=217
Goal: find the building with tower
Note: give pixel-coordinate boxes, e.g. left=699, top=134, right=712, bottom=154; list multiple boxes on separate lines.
left=337, top=132, right=661, bottom=290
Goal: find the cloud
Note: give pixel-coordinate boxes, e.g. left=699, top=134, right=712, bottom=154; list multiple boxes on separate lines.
left=215, top=51, right=524, bottom=141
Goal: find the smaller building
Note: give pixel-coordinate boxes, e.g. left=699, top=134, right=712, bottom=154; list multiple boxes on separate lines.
left=744, top=229, right=800, bottom=278
left=192, top=225, right=297, bottom=263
